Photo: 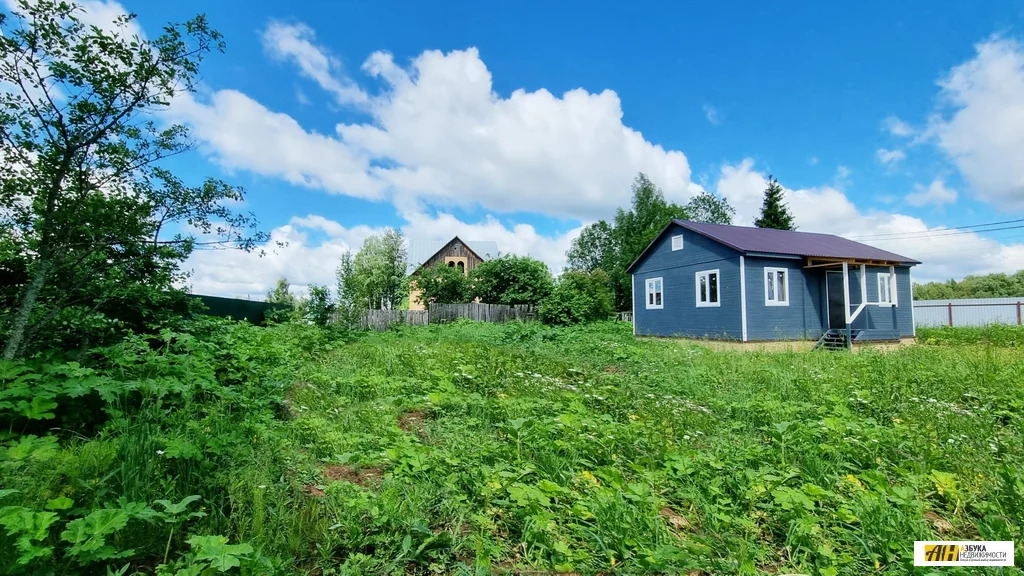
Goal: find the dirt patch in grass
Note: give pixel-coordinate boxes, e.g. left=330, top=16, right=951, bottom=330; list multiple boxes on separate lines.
left=659, top=506, right=692, bottom=532
left=925, top=510, right=954, bottom=533
left=398, top=410, right=428, bottom=437
left=324, top=464, right=382, bottom=487
left=302, top=484, right=325, bottom=498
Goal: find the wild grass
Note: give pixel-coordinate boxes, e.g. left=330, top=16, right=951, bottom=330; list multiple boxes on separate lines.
left=1, top=320, right=1022, bottom=574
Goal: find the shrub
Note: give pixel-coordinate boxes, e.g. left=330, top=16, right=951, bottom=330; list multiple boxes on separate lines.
left=415, top=264, right=471, bottom=304
left=539, top=270, right=614, bottom=325
left=470, top=255, right=553, bottom=306
left=302, top=285, right=335, bottom=326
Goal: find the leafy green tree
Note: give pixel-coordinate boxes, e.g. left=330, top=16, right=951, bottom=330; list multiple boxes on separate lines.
left=754, top=175, right=796, bottom=230
left=266, top=278, right=296, bottom=307
left=0, top=1, right=265, bottom=358
left=416, top=264, right=471, bottom=304
left=470, top=255, right=553, bottom=306
left=566, top=220, right=616, bottom=274
left=613, top=174, right=687, bottom=273
left=608, top=174, right=689, bottom=310
left=565, top=174, right=740, bottom=312
left=339, top=229, right=408, bottom=310
left=913, top=270, right=1024, bottom=300
left=301, top=285, right=335, bottom=326
left=539, top=270, right=615, bottom=325
left=685, top=190, right=735, bottom=225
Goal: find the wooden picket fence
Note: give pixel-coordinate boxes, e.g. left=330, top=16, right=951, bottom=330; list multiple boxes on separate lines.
left=346, top=302, right=537, bottom=331
left=428, top=302, right=536, bottom=324
left=359, top=309, right=429, bottom=331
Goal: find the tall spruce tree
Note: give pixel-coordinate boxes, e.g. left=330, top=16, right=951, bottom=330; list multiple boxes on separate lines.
left=754, top=175, right=796, bottom=230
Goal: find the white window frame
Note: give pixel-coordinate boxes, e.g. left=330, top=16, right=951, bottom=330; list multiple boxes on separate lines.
left=764, top=267, right=790, bottom=306
left=671, top=234, right=684, bottom=251
left=877, top=272, right=894, bottom=306
left=695, top=269, right=721, bottom=308
left=645, top=277, right=664, bottom=310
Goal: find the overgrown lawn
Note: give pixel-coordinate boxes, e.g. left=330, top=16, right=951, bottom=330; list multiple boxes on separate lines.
left=2, top=321, right=1022, bottom=575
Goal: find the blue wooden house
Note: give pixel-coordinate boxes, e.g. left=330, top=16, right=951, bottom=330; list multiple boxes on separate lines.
left=627, top=220, right=920, bottom=346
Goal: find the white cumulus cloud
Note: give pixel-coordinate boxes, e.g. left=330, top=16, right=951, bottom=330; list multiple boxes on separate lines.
left=905, top=179, right=957, bottom=207
left=714, top=159, right=1023, bottom=283
left=876, top=148, right=906, bottom=166
left=261, top=21, right=368, bottom=106
left=929, top=36, right=1024, bottom=210
left=182, top=210, right=582, bottom=298
left=176, top=43, right=702, bottom=221
left=883, top=115, right=915, bottom=137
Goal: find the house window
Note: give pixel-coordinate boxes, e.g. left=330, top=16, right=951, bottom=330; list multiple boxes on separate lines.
left=448, top=261, right=455, bottom=268
left=671, top=234, right=684, bottom=251
left=645, top=277, right=664, bottom=310
left=878, top=273, right=894, bottom=305
left=764, top=267, right=789, bottom=306
left=695, top=270, right=720, bottom=307
left=457, top=261, right=465, bottom=274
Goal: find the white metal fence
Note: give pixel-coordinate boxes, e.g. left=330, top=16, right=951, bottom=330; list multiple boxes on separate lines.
left=913, top=297, right=1024, bottom=327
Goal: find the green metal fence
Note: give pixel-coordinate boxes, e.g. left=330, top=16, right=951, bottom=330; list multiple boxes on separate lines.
left=189, top=294, right=289, bottom=325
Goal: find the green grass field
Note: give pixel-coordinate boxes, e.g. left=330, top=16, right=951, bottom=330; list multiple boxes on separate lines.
left=2, top=321, right=1022, bottom=574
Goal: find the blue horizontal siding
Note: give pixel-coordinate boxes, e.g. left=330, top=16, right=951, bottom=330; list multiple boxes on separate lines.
left=632, top=223, right=917, bottom=341
left=632, top=224, right=742, bottom=339
left=847, top=266, right=914, bottom=337
left=744, top=256, right=825, bottom=340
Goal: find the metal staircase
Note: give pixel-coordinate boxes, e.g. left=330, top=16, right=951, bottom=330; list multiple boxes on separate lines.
left=813, top=329, right=849, bottom=351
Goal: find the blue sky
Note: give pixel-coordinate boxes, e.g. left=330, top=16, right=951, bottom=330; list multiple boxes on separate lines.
left=106, top=0, right=1024, bottom=296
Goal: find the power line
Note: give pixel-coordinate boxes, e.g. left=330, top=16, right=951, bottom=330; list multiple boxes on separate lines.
left=850, top=220, right=1024, bottom=241
left=850, top=217, right=1024, bottom=239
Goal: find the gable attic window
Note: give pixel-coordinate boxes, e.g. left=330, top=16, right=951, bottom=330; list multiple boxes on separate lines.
left=645, top=277, right=663, bottom=310
left=671, top=234, right=684, bottom=251
left=695, top=270, right=720, bottom=307
left=764, top=267, right=789, bottom=306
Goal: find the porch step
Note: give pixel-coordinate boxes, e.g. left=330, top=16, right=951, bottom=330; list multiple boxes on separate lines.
left=813, top=328, right=850, bottom=351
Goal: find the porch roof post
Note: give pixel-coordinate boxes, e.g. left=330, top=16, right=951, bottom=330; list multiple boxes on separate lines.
left=842, top=261, right=850, bottom=324
left=889, top=265, right=897, bottom=307
left=860, top=264, right=867, bottom=307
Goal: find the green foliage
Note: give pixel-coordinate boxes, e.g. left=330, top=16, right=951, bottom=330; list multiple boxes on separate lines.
left=337, top=228, right=408, bottom=310
left=0, top=316, right=310, bottom=573
left=914, top=269, right=1024, bottom=300
left=566, top=220, right=616, bottom=275
left=470, top=255, right=553, bottom=305
left=754, top=174, right=796, bottom=230
left=266, top=277, right=297, bottom=308
left=917, top=325, right=1023, bottom=347
left=301, top=285, right=335, bottom=327
left=415, top=262, right=471, bottom=304
left=566, top=173, right=737, bottom=311
left=0, top=0, right=267, bottom=359
left=61, top=507, right=134, bottom=563
left=0, top=506, right=58, bottom=566
left=539, top=270, right=615, bottom=325
left=185, top=535, right=254, bottom=571
left=684, top=189, right=735, bottom=225
left=2, top=311, right=1023, bottom=574
left=612, top=174, right=689, bottom=300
